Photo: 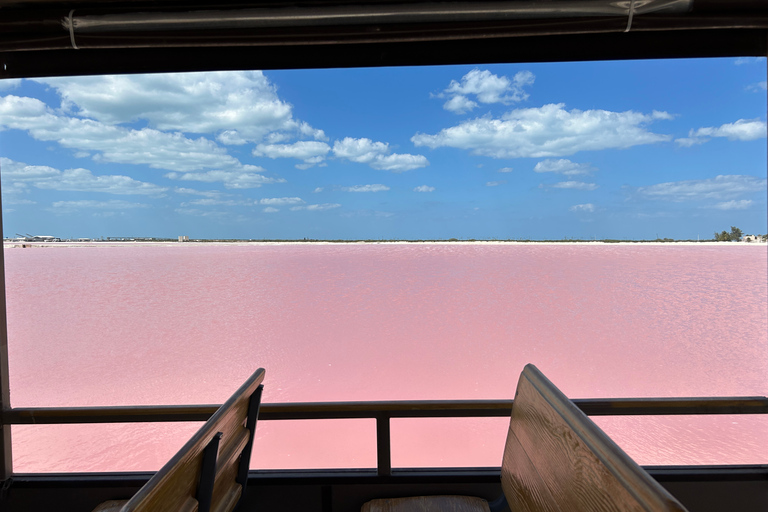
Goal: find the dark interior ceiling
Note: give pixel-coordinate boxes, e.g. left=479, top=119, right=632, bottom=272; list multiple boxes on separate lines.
left=0, top=0, right=766, bottom=78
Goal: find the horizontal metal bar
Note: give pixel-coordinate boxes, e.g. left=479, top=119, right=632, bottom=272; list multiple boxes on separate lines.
left=3, top=405, right=219, bottom=424
left=576, top=397, right=768, bottom=416
left=260, top=400, right=515, bottom=420
left=68, top=1, right=691, bottom=33
left=7, top=465, right=768, bottom=487
left=3, top=397, right=767, bottom=425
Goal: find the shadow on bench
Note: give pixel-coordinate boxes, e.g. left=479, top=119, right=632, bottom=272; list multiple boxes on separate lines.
left=363, top=364, right=688, bottom=512
left=93, top=368, right=265, bottom=512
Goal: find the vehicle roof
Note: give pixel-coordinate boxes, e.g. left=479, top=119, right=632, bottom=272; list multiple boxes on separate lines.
left=0, top=0, right=766, bottom=78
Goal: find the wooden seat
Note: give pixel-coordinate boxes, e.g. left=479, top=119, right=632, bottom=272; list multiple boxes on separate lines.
left=362, top=364, right=688, bottom=512
left=92, top=368, right=265, bottom=512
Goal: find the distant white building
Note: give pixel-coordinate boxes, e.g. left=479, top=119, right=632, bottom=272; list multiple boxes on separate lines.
left=178, top=235, right=189, bottom=242
left=741, top=234, right=766, bottom=243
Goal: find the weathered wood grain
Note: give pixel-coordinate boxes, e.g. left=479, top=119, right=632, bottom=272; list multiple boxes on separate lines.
left=361, top=495, right=490, bottom=512
left=503, top=364, right=688, bottom=512
left=500, top=428, right=558, bottom=512
left=90, top=368, right=264, bottom=512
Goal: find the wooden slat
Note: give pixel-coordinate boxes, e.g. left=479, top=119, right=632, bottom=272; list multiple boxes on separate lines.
left=503, top=364, right=688, bottom=512
left=211, top=451, right=242, bottom=511
left=118, top=368, right=264, bottom=512
left=215, top=427, right=249, bottom=478
left=178, top=495, right=200, bottom=512
left=211, top=480, right=242, bottom=512
left=500, top=429, right=558, bottom=512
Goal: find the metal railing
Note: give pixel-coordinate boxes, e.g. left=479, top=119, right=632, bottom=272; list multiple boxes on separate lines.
left=3, top=396, right=768, bottom=477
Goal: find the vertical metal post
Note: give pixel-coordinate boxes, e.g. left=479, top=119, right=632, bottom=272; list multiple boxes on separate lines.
left=196, top=432, right=222, bottom=512
left=375, top=414, right=391, bottom=477
left=0, top=169, right=13, bottom=480
left=236, top=384, right=263, bottom=487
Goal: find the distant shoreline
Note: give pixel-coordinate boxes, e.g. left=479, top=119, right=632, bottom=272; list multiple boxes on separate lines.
left=4, top=240, right=767, bottom=248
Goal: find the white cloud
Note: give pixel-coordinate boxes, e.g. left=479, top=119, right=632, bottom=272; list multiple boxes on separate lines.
left=369, top=153, right=429, bottom=172
left=734, top=57, right=765, bottom=65
left=700, top=119, right=767, bottom=139
left=37, top=169, right=167, bottom=195
left=0, top=79, right=22, bottom=91
left=636, top=175, right=767, bottom=201
left=290, top=203, right=341, bottom=211
left=217, top=130, right=248, bottom=145
left=651, top=110, right=675, bottom=121
left=0, top=157, right=167, bottom=196
left=165, top=169, right=284, bottom=189
left=174, top=208, right=230, bottom=218
left=174, top=187, right=225, bottom=198
left=534, top=159, right=593, bottom=176
left=676, top=119, right=767, bottom=146
left=441, top=69, right=534, bottom=114
left=340, top=209, right=394, bottom=219
left=333, top=137, right=388, bottom=161
left=181, top=198, right=245, bottom=207
left=486, top=181, right=505, bottom=187
left=570, top=203, right=596, bottom=212
left=713, top=199, right=753, bottom=210
left=0, top=182, right=29, bottom=195
left=332, top=137, right=428, bottom=172
left=253, top=140, right=331, bottom=167
left=342, top=184, right=390, bottom=192
left=498, top=167, right=514, bottom=173
left=50, top=199, right=150, bottom=212
left=263, top=207, right=280, bottom=213
left=552, top=181, right=598, bottom=190
left=674, top=137, right=704, bottom=147
left=3, top=198, right=36, bottom=205
left=414, top=185, right=435, bottom=192
left=0, top=94, right=266, bottom=173
left=297, top=121, right=327, bottom=141
left=412, top=103, right=671, bottom=158
left=312, top=187, right=323, bottom=193
left=258, top=197, right=304, bottom=205
left=34, top=72, right=325, bottom=143
left=442, top=96, right=478, bottom=115
left=747, top=81, right=768, bottom=92
left=0, top=158, right=59, bottom=180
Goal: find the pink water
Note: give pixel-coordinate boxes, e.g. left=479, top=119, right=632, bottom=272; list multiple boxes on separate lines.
left=4, top=243, right=767, bottom=472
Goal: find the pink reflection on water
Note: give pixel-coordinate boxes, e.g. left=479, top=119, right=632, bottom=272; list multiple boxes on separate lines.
left=4, top=243, right=767, bottom=471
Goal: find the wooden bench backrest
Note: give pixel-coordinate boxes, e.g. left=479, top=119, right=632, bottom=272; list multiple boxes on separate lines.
left=121, top=368, right=265, bottom=512
left=502, top=364, right=688, bottom=512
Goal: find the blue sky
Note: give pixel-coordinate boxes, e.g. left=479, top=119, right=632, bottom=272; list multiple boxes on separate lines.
left=0, top=58, right=766, bottom=240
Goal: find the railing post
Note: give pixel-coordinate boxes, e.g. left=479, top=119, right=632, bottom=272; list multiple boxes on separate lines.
left=0, top=179, right=13, bottom=481
left=375, top=414, right=391, bottom=477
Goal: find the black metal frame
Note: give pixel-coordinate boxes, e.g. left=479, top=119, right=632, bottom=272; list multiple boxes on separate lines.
left=236, top=384, right=264, bottom=507
left=3, top=397, right=767, bottom=478
left=197, top=432, right=222, bottom=512
left=2, top=29, right=767, bottom=80
left=0, top=0, right=767, bottom=488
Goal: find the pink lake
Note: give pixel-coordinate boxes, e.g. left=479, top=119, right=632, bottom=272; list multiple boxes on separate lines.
left=4, top=243, right=767, bottom=472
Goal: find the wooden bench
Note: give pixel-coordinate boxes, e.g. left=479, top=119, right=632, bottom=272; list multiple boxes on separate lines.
left=362, top=364, right=688, bottom=512
left=93, top=368, right=265, bottom=512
